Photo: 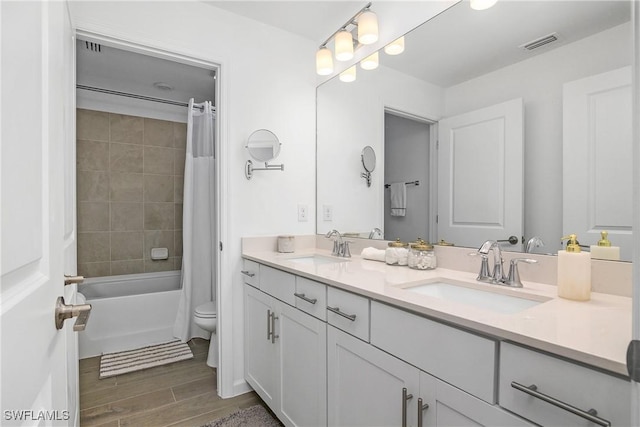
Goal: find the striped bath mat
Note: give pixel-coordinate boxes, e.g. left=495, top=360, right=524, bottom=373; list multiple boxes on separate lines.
left=99, top=339, right=193, bottom=379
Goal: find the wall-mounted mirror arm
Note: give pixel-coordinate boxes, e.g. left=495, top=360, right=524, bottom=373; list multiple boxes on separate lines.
left=361, top=145, right=376, bottom=187
left=245, top=160, right=284, bottom=180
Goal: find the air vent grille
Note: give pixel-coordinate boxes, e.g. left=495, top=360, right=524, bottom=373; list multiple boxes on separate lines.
left=521, top=33, right=559, bottom=51
left=84, top=41, right=102, bottom=52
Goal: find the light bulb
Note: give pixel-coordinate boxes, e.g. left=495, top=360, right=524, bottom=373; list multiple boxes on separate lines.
left=470, top=0, right=498, bottom=10
left=384, top=36, right=405, bottom=55
left=339, top=65, right=357, bottom=83
left=357, top=10, right=378, bottom=45
left=335, top=30, right=354, bottom=61
left=360, top=52, right=379, bottom=70
left=316, top=47, right=333, bottom=76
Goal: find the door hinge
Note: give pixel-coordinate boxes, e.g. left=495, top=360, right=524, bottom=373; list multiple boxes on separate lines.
left=436, top=140, right=439, bottom=149
left=436, top=215, right=439, bottom=224
left=219, top=241, right=223, bottom=251
left=627, top=340, right=640, bottom=381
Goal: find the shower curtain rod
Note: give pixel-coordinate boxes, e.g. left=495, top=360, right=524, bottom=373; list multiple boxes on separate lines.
left=76, top=84, right=214, bottom=111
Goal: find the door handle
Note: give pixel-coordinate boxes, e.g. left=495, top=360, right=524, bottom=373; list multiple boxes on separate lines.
left=55, top=296, right=91, bottom=331
left=64, top=275, right=84, bottom=285
left=497, top=236, right=519, bottom=245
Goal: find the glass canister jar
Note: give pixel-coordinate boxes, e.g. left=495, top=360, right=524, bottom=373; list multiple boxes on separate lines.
left=408, top=239, right=437, bottom=270
left=385, top=238, right=409, bottom=266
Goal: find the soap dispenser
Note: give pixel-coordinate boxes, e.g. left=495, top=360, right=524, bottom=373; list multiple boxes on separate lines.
left=557, top=234, right=591, bottom=301
left=590, top=231, right=620, bottom=261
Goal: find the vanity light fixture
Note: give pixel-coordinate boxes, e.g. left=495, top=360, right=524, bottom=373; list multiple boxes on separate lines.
left=315, top=2, right=378, bottom=76
left=384, top=36, right=405, bottom=55
left=360, top=51, right=379, bottom=70
left=340, top=65, right=357, bottom=83
left=470, top=0, right=498, bottom=10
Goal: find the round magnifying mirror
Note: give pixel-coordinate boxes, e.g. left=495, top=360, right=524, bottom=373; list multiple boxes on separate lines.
left=361, top=146, right=376, bottom=172
left=246, top=129, right=281, bottom=162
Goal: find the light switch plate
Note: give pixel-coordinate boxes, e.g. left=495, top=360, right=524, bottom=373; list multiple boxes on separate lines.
left=323, top=205, right=333, bottom=221
left=298, top=204, right=308, bottom=222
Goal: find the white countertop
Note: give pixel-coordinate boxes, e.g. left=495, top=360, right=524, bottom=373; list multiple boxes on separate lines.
left=243, top=249, right=632, bottom=377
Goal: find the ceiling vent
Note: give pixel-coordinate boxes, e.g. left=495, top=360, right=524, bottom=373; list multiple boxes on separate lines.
left=84, top=41, right=102, bottom=53
left=520, top=33, right=559, bottom=51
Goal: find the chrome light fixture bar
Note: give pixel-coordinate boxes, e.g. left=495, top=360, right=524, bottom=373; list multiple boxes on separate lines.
left=316, top=2, right=378, bottom=76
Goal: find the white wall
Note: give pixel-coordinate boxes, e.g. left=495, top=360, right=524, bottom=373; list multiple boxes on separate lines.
left=68, top=1, right=317, bottom=397
left=444, top=22, right=632, bottom=253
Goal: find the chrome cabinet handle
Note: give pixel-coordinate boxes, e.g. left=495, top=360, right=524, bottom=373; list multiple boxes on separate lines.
left=402, top=387, right=413, bottom=427
left=54, top=296, right=91, bottom=331
left=326, top=306, right=356, bottom=321
left=267, top=309, right=272, bottom=341
left=294, top=292, right=317, bottom=305
left=270, top=311, right=279, bottom=343
left=64, top=275, right=84, bottom=285
left=241, top=270, right=256, bottom=277
left=417, top=397, right=429, bottom=427
left=511, top=382, right=611, bottom=427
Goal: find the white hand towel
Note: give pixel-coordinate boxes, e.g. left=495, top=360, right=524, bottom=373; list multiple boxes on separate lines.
left=390, top=182, right=406, bottom=217
left=361, top=247, right=386, bottom=262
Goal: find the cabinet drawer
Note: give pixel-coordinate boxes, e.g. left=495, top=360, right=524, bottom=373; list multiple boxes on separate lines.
left=260, top=265, right=295, bottom=306
left=327, top=287, right=370, bottom=342
left=499, top=342, right=630, bottom=426
left=295, top=277, right=327, bottom=321
left=371, top=301, right=497, bottom=403
left=241, top=259, right=259, bottom=287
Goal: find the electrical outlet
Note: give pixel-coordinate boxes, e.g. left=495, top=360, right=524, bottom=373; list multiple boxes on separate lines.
left=323, top=205, right=333, bottom=221
left=298, top=204, right=308, bottom=222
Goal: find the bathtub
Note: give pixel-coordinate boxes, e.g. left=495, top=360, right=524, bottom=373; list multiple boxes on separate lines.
left=78, top=270, right=182, bottom=359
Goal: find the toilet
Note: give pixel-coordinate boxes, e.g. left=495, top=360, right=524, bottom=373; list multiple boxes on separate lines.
left=193, top=302, right=218, bottom=367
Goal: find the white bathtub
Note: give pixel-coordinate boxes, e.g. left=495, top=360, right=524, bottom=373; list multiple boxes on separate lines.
left=78, top=270, right=182, bottom=359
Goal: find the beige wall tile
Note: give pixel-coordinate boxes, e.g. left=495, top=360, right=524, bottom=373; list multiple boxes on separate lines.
left=174, top=149, right=186, bottom=176
left=78, top=262, right=111, bottom=278
left=144, top=118, right=173, bottom=147
left=77, top=109, right=110, bottom=141
left=175, top=231, right=183, bottom=257
left=144, top=259, right=174, bottom=273
left=111, top=260, right=144, bottom=276
left=174, top=176, right=184, bottom=203
left=175, top=204, right=183, bottom=230
left=111, top=202, right=143, bottom=231
left=110, top=113, right=143, bottom=144
left=144, top=203, right=175, bottom=230
left=144, top=146, right=174, bottom=175
left=110, top=143, right=143, bottom=173
left=77, top=140, right=109, bottom=172
left=144, top=174, right=174, bottom=202
left=78, top=171, right=110, bottom=202
left=110, top=173, right=143, bottom=202
left=173, top=122, right=187, bottom=150
left=111, top=231, right=143, bottom=261
left=144, top=230, right=175, bottom=260
left=78, top=232, right=110, bottom=263
left=78, top=202, right=110, bottom=232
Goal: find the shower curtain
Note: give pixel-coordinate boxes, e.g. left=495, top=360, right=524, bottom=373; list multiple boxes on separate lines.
left=174, top=99, right=216, bottom=342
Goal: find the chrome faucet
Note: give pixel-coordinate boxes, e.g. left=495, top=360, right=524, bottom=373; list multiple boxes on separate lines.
left=325, top=230, right=352, bottom=257
left=525, top=236, right=545, bottom=253
left=477, top=240, right=505, bottom=283
left=368, top=227, right=383, bottom=239
left=504, top=258, right=538, bottom=288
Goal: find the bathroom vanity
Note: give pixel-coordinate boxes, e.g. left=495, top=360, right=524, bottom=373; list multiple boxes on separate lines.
left=242, top=238, right=631, bottom=427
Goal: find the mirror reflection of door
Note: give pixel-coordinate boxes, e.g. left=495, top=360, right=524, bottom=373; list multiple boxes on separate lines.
left=437, top=98, right=524, bottom=249
left=383, top=111, right=434, bottom=243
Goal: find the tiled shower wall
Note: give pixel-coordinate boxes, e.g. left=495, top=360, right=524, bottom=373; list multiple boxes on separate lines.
left=76, top=109, right=186, bottom=277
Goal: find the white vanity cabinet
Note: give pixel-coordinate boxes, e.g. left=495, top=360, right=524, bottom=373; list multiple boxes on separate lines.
left=244, top=283, right=327, bottom=427
left=499, top=342, right=630, bottom=426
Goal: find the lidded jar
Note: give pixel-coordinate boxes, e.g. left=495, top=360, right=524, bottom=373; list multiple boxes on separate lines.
left=385, top=238, right=409, bottom=266
left=408, top=239, right=436, bottom=270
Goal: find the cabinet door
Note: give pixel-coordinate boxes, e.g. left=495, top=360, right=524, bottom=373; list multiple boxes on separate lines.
left=278, top=303, right=327, bottom=427
left=422, top=373, right=532, bottom=427
left=328, top=326, right=419, bottom=427
left=244, top=284, right=278, bottom=407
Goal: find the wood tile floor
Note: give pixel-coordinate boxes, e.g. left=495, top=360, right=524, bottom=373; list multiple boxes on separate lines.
left=79, top=338, right=267, bottom=427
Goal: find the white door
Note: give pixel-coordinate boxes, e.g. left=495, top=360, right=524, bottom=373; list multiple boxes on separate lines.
left=563, top=67, right=632, bottom=260
left=438, top=98, right=524, bottom=249
left=327, top=326, right=420, bottom=427
left=1, top=2, right=78, bottom=425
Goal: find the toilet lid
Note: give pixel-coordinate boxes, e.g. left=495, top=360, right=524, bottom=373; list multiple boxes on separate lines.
left=195, top=302, right=217, bottom=318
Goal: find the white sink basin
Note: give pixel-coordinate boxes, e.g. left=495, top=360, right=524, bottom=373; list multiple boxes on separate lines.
left=286, top=255, right=350, bottom=265
left=401, top=279, right=549, bottom=314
